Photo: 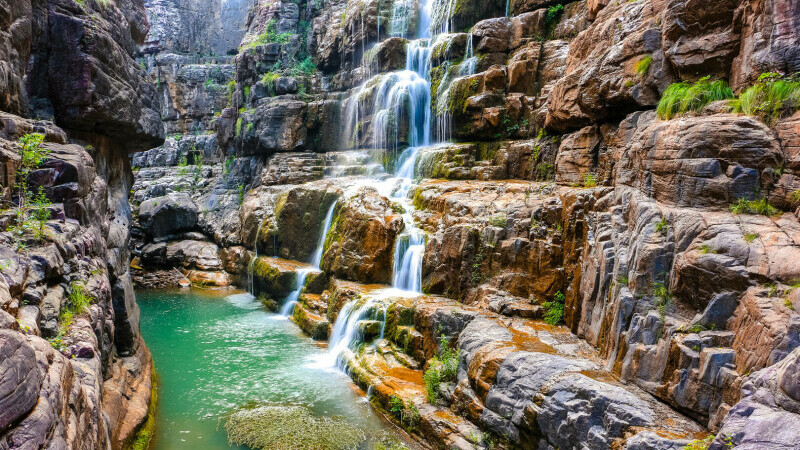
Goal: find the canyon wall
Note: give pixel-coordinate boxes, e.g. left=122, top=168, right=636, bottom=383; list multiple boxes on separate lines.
left=127, top=0, right=800, bottom=448
left=0, top=0, right=163, bottom=447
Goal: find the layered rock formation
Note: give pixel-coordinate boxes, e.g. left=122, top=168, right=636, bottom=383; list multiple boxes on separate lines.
left=0, top=0, right=162, bottom=447
left=125, top=0, right=800, bottom=448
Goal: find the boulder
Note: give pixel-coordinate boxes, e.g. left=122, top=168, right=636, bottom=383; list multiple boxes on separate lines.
left=138, top=193, right=199, bottom=238
left=321, top=187, right=403, bottom=284
left=166, top=240, right=223, bottom=271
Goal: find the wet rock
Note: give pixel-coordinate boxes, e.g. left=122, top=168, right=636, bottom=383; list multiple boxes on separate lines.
left=321, top=187, right=403, bottom=284
left=251, top=257, right=312, bottom=299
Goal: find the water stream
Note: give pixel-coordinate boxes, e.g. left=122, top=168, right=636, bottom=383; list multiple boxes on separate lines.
left=279, top=199, right=338, bottom=317
left=138, top=289, right=402, bottom=449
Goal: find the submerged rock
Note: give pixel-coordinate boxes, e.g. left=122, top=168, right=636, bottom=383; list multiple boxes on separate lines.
left=223, top=404, right=366, bottom=450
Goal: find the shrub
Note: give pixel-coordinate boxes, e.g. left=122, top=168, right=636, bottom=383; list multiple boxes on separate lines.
left=9, top=133, right=52, bottom=242
left=729, top=73, right=800, bottom=125
left=730, top=197, right=779, bottom=216
left=652, top=282, right=671, bottom=322
left=291, top=56, right=317, bottom=76
left=59, top=282, right=93, bottom=333
left=657, top=76, right=734, bottom=119
left=240, top=20, right=293, bottom=50
left=655, top=217, right=669, bottom=235
left=224, top=155, right=235, bottom=175
left=790, top=190, right=800, bottom=207
left=261, top=72, right=280, bottom=96
left=583, top=172, right=597, bottom=188
left=423, top=334, right=460, bottom=403
left=489, top=213, right=507, bottom=228
left=423, top=364, right=441, bottom=403
left=635, top=55, right=652, bottom=77
left=437, top=334, right=459, bottom=382
left=389, top=395, right=405, bottom=417
left=542, top=291, right=565, bottom=325
left=545, top=4, right=564, bottom=28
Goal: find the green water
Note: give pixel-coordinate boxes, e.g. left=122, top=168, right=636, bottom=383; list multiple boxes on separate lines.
left=137, top=288, right=400, bottom=449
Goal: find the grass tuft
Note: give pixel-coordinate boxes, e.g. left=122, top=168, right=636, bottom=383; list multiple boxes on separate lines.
left=729, top=72, right=800, bottom=125
left=657, top=76, right=734, bottom=120
left=635, top=55, right=652, bottom=77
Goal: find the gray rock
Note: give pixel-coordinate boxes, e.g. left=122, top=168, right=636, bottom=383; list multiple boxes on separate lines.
left=0, top=330, right=42, bottom=431
left=712, top=347, right=800, bottom=449
left=138, top=193, right=199, bottom=238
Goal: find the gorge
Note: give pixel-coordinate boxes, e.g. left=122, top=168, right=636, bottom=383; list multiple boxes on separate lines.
left=1, top=0, right=800, bottom=449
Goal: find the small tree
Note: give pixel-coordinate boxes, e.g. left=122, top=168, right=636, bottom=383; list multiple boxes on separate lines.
left=10, top=133, right=51, bottom=243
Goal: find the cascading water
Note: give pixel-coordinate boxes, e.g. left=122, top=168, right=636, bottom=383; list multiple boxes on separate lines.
left=313, top=0, right=445, bottom=371
left=310, top=200, right=338, bottom=268
left=461, top=33, right=477, bottom=76
left=279, top=200, right=338, bottom=317
left=279, top=268, right=314, bottom=317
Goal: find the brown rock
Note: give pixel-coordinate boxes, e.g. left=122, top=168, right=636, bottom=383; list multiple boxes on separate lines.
left=731, top=0, right=800, bottom=91
left=321, top=187, right=403, bottom=284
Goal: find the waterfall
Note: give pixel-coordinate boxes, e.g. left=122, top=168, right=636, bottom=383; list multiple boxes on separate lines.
left=310, top=288, right=414, bottom=370
left=309, top=0, right=442, bottom=373
left=392, top=231, right=424, bottom=292
left=461, top=33, right=477, bottom=76
left=386, top=147, right=425, bottom=292
left=389, top=0, right=415, bottom=38
left=279, top=268, right=314, bottom=317
left=310, top=200, right=338, bottom=269
left=280, top=200, right=337, bottom=317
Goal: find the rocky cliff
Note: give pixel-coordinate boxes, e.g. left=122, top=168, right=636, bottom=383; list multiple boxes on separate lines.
left=128, top=0, right=800, bottom=448
left=0, top=0, right=163, bottom=447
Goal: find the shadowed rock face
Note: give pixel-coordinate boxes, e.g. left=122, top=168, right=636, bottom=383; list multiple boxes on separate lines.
left=0, top=0, right=162, bottom=445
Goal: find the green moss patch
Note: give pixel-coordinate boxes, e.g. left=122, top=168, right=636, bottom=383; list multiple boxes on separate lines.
left=223, top=404, right=365, bottom=450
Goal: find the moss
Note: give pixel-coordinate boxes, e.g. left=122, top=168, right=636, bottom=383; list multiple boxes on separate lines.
left=322, top=209, right=343, bottom=254
left=476, top=142, right=501, bottom=161
left=223, top=404, right=365, bottom=449
left=273, top=193, right=289, bottom=219
left=259, top=295, right=279, bottom=311
left=634, top=55, right=652, bottom=77
left=411, top=187, right=426, bottom=210
left=445, top=77, right=480, bottom=115
left=253, top=257, right=280, bottom=280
